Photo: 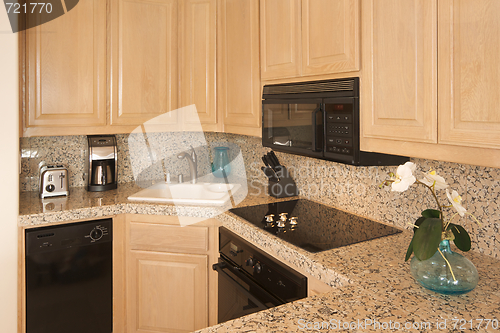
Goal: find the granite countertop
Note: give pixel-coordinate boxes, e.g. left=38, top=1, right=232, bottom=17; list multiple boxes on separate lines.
left=19, top=182, right=500, bottom=332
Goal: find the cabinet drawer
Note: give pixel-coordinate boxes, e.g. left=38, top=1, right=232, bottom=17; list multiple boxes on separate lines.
left=129, top=223, right=209, bottom=253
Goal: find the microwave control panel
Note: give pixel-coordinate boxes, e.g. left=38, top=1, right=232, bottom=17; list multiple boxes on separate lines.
left=325, top=104, right=355, bottom=156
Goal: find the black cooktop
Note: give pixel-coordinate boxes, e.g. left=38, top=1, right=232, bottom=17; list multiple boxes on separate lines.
left=229, top=199, right=401, bottom=253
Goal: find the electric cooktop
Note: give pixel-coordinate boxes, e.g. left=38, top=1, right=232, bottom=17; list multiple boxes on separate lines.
left=229, top=199, right=401, bottom=253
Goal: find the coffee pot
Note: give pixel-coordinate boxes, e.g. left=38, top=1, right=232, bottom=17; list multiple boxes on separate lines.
left=85, top=135, right=117, bottom=191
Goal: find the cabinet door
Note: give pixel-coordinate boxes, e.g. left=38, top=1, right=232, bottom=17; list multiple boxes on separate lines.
left=218, top=0, right=261, bottom=137
left=301, top=0, right=360, bottom=75
left=361, top=0, right=437, bottom=144
left=260, top=0, right=301, bottom=80
left=109, top=0, right=178, bottom=129
left=127, top=251, right=208, bottom=333
left=179, top=0, right=218, bottom=131
left=438, top=0, right=500, bottom=149
left=24, top=0, right=106, bottom=135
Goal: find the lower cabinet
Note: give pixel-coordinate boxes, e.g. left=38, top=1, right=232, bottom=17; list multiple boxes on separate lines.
left=125, top=215, right=219, bottom=333
left=127, top=251, right=208, bottom=332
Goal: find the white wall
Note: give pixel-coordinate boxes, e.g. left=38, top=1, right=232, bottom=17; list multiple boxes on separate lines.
left=0, top=8, right=19, bottom=333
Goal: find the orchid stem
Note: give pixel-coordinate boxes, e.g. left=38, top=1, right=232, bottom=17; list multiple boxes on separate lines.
left=415, top=180, right=444, bottom=222
left=438, top=248, right=457, bottom=282
left=465, top=212, right=482, bottom=227
left=444, top=213, right=459, bottom=230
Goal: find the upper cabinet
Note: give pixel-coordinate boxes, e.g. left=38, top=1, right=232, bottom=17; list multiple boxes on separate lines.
left=109, top=0, right=179, bottom=131
left=180, top=0, right=218, bottom=132
left=260, top=0, right=360, bottom=81
left=438, top=0, right=500, bottom=150
left=361, top=0, right=500, bottom=168
left=23, top=0, right=107, bottom=137
left=218, top=0, right=262, bottom=137
left=361, top=0, right=437, bottom=144
left=260, top=0, right=301, bottom=80
left=301, top=0, right=360, bottom=76
left=22, top=0, right=260, bottom=137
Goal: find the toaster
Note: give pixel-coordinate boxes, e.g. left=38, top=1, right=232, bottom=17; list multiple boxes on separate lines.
left=39, top=165, right=69, bottom=198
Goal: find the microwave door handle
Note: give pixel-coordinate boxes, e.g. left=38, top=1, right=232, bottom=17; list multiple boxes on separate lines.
left=212, top=262, right=271, bottom=310
left=311, top=106, right=322, bottom=152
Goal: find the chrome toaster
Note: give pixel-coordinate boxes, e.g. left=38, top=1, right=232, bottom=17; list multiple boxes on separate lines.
left=39, top=165, right=69, bottom=198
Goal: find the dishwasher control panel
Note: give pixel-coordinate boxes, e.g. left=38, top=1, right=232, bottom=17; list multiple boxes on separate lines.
left=26, top=218, right=112, bottom=255
left=87, top=225, right=109, bottom=242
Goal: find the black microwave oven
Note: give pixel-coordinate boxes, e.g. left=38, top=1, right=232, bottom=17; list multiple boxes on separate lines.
left=262, top=78, right=408, bottom=166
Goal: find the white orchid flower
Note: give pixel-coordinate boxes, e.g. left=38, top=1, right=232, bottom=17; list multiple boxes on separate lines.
left=391, top=162, right=416, bottom=192
left=446, top=189, right=466, bottom=217
left=419, top=169, right=448, bottom=190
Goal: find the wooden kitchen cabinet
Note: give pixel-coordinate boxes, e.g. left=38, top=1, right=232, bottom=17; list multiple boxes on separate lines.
left=361, top=0, right=437, bottom=144
left=125, top=215, right=219, bottom=333
left=218, top=0, right=262, bottom=137
left=301, top=0, right=360, bottom=76
left=22, top=0, right=263, bottom=138
left=260, top=0, right=301, bottom=80
left=260, top=0, right=360, bottom=81
left=437, top=0, right=500, bottom=150
left=22, top=0, right=107, bottom=137
left=127, top=251, right=208, bottom=332
left=361, top=0, right=500, bottom=168
left=108, top=0, right=179, bottom=131
left=180, top=0, right=218, bottom=132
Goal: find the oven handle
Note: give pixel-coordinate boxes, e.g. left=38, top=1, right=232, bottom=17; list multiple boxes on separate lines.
left=311, top=106, right=322, bottom=152
left=212, top=261, right=282, bottom=309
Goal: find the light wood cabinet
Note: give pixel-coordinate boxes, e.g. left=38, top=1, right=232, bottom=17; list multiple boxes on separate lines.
left=301, top=0, right=360, bottom=76
left=361, top=0, right=437, bottom=144
left=127, top=251, right=208, bottom=333
left=22, top=0, right=107, bottom=137
left=361, top=0, right=500, bottom=168
left=180, top=0, right=218, bottom=132
left=260, top=0, right=360, bottom=81
left=125, top=215, right=219, bottom=333
left=260, top=0, right=301, bottom=80
left=23, top=0, right=260, bottom=137
left=109, top=0, right=179, bottom=131
left=218, top=0, right=262, bottom=137
left=438, top=0, right=500, bottom=150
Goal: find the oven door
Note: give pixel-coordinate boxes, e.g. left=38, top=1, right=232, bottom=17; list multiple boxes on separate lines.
left=213, top=258, right=284, bottom=324
left=262, top=99, right=323, bottom=158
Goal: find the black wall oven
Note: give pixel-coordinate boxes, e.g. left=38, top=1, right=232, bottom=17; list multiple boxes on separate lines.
left=213, top=227, right=307, bottom=323
left=262, top=78, right=408, bottom=166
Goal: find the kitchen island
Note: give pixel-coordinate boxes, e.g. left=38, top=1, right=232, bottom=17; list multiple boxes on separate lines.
left=19, top=182, right=500, bottom=332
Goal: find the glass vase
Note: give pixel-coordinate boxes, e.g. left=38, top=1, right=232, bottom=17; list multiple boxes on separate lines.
left=410, top=240, right=478, bottom=295
left=212, top=147, right=231, bottom=178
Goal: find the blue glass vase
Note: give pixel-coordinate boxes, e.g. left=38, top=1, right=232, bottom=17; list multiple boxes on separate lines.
left=410, top=240, right=478, bottom=295
left=212, top=147, right=230, bottom=178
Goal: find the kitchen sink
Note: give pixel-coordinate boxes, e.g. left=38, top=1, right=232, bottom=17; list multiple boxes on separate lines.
left=128, top=182, right=241, bottom=205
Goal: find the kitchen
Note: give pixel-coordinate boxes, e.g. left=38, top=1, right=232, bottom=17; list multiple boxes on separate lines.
left=3, top=0, right=500, bottom=332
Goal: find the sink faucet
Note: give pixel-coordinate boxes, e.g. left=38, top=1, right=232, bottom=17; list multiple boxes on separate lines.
left=177, top=146, right=197, bottom=184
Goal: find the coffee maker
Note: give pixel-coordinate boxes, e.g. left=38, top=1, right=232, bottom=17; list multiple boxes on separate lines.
left=86, top=135, right=117, bottom=191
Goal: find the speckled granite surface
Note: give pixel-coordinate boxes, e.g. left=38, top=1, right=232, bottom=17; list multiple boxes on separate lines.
left=20, top=132, right=267, bottom=192
left=19, top=180, right=500, bottom=333
left=198, top=219, right=500, bottom=333
left=20, top=132, right=500, bottom=259
left=18, top=181, right=291, bottom=226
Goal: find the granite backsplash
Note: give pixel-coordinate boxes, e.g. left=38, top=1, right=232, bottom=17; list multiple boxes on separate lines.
left=20, top=132, right=500, bottom=259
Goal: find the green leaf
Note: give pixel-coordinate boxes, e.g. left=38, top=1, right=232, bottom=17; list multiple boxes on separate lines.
left=413, top=218, right=442, bottom=260
left=405, top=234, right=415, bottom=261
left=421, top=209, right=441, bottom=219
left=413, top=216, right=426, bottom=233
left=448, top=223, right=471, bottom=252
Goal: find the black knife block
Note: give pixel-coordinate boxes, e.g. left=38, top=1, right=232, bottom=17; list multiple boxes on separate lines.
left=267, top=166, right=299, bottom=198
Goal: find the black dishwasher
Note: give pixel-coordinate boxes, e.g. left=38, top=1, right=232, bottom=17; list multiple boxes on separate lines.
left=25, top=219, right=112, bottom=333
